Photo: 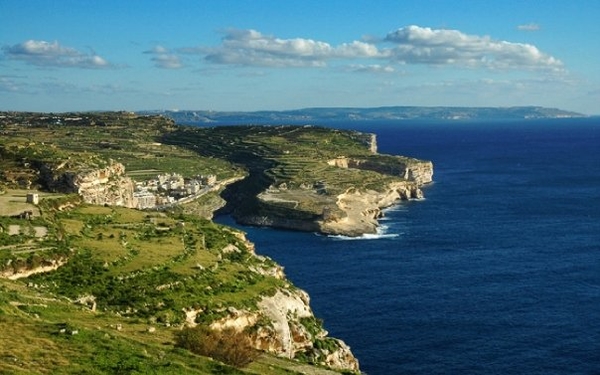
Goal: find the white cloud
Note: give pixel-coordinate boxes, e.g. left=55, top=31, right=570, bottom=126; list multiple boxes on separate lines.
left=182, top=25, right=564, bottom=73
left=202, top=28, right=384, bottom=68
left=517, top=23, right=541, bottom=31
left=348, top=64, right=395, bottom=74
left=384, top=25, right=562, bottom=71
left=144, top=45, right=183, bottom=69
left=335, top=41, right=380, bottom=58
left=3, top=40, right=111, bottom=69
left=204, top=29, right=330, bottom=67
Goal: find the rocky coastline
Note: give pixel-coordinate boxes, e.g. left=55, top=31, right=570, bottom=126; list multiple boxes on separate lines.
left=235, top=153, right=433, bottom=237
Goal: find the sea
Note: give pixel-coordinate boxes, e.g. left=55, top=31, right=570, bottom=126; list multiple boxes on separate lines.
left=215, top=117, right=600, bottom=375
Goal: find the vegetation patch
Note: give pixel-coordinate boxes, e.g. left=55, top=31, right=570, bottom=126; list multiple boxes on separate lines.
left=174, top=326, right=260, bottom=368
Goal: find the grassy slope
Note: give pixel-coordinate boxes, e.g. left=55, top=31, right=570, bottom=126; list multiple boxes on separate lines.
left=1, top=278, right=333, bottom=375
left=0, top=199, right=342, bottom=374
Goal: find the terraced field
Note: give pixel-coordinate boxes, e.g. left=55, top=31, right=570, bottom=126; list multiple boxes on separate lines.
left=0, top=112, right=242, bottom=187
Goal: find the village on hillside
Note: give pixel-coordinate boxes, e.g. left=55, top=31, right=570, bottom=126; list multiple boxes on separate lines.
left=133, top=172, right=218, bottom=209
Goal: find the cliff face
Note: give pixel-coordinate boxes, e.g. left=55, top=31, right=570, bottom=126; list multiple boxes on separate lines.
left=185, top=233, right=360, bottom=372
left=207, top=288, right=359, bottom=372
left=246, top=155, right=433, bottom=237
left=320, top=157, right=432, bottom=236
left=319, top=181, right=423, bottom=236
left=403, top=160, right=434, bottom=185
left=327, top=156, right=433, bottom=185
left=0, top=259, right=67, bottom=280
left=40, top=161, right=136, bottom=208
left=256, top=289, right=360, bottom=371
left=73, top=163, right=135, bottom=208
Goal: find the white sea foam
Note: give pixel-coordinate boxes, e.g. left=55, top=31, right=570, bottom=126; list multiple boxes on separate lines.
left=327, top=224, right=401, bottom=241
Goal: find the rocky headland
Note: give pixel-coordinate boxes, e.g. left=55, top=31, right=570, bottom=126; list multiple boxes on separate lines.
left=251, top=156, right=433, bottom=237
left=163, top=124, right=433, bottom=237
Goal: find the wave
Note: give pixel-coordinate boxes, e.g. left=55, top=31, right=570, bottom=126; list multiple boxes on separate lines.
left=327, top=224, right=401, bottom=241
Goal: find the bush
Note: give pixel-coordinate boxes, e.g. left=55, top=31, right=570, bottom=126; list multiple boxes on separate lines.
left=174, top=326, right=259, bottom=368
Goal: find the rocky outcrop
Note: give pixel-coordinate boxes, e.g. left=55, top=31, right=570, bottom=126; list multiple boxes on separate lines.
left=205, top=287, right=359, bottom=372
left=319, top=181, right=423, bottom=236
left=40, top=160, right=136, bottom=208
left=368, top=133, right=377, bottom=154
left=189, top=231, right=360, bottom=372
left=257, top=289, right=359, bottom=372
left=403, top=160, right=434, bottom=185
left=1, top=258, right=67, bottom=280
left=327, top=156, right=433, bottom=185
left=246, top=156, right=433, bottom=237
left=256, top=289, right=314, bottom=356
left=75, top=163, right=135, bottom=207
left=245, top=180, right=429, bottom=237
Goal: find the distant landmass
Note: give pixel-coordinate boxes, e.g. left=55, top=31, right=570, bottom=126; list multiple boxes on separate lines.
left=141, top=106, right=586, bottom=124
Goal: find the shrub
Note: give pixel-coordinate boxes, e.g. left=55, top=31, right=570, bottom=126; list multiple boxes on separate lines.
left=174, top=326, right=259, bottom=368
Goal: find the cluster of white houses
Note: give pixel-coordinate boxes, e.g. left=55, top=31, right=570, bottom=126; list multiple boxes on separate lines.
left=133, top=173, right=217, bottom=209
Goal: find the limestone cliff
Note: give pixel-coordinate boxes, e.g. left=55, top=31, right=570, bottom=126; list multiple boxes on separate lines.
left=40, top=160, right=136, bottom=208
left=207, top=288, right=359, bottom=372
left=327, top=155, right=433, bottom=185
left=184, top=232, right=360, bottom=372
left=316, top=156, right=433, bottom=235
left=244, top=155, right=433, bottom=237
left=256, top=289, right=359, bottom=372
left=319, top=181, right=421, bottom=236
left=0, top=258, right=67, bottom=280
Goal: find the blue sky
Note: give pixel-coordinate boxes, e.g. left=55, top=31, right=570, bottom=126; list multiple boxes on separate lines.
left=1, top=0, right=599, bottom=114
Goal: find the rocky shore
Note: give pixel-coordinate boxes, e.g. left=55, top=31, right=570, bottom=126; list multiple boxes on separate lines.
left=239, top=155, right=433, bottom=237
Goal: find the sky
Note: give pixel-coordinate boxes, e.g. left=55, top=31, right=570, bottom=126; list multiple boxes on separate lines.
left=1, top=0, right=599, bottom=114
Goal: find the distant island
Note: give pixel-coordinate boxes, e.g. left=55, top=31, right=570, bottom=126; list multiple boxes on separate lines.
left=142, top=106, right=586, bottom=124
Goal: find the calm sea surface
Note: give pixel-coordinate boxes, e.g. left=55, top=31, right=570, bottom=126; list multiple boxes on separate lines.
left=217, top=118, right=600, bottom=374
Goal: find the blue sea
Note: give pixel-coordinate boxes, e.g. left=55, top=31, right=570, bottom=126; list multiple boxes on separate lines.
left=218, top=118, right=600, bottom=374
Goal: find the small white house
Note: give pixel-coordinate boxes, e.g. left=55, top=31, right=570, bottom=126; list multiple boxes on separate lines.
left=26, top=193, right=39, bottom=205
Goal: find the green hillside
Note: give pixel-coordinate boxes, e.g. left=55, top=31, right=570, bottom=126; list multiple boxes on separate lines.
left=0, top=112, right=376, bottom=374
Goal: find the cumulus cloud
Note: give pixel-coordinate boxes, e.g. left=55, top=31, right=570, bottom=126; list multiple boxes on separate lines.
left=517, top=23, right=541, bottom=31
left=187, top=25, right=563, bottom=72
left=384, top=25, right=561, bottom=70
left=203, top=29, right=330, bottom=67
left=144, top=45, right=183, bottom=69
left=2, top=40, right=111, bottom=68
left=201, top=28, right=382, bottom=67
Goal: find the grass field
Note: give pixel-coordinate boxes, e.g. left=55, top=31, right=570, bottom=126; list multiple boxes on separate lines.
left=0, top=197, right=317, bottom=374
left=0, top=189, right=53, bottom=217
